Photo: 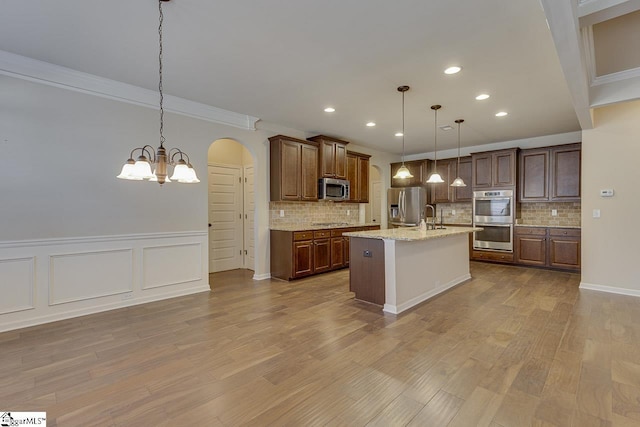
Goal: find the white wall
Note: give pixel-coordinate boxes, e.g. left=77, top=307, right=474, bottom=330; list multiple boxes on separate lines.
left=0, top=75, right=275, bottom=330
left=581, top=99, right=640, bottom=295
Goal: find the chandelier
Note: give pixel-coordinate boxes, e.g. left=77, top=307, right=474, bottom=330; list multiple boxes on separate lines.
left=117, top=0, right=199, bottom=185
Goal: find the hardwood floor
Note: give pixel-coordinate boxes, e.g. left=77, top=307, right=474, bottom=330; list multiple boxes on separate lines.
left=1, top=262, right=639, bottom=426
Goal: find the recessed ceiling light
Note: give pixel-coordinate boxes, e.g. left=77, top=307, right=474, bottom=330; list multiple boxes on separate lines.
left=444, top=66, right=462, bottom=75
left=475, top=94, right=490, bottom=100
left=366, top=122, right=376, bottom=127
left=324, top=107, right=335, bottom=113
left=495, top=111, right=508, bottom=117
left=439, top=125, right=454, bottom=131
left=395, top=132, right=403, bottom=137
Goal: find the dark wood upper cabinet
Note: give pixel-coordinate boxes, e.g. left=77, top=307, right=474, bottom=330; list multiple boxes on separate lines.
left=307, top=135, right=349, bottom=179
left=269, top=135, right=318, bottom=202
left=550, top=144, right=581, bottom=201
left=472, top=148, right=517, bottom=189
left=430, top=160, right=453, bottom=203
left=519, top=148, right=550, bottom=201
left=346, top=151, right=371, bottom=203
left=390, top=160, right=427, bottom=187
left=453, top=157, right=473, bottom=202
left=518, top=143, right=580, bottom=202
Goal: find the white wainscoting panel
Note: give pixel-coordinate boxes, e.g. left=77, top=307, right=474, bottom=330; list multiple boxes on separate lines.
left=142, top=243, right=202, bottom=290
left=0, top=231, right=209, bottom=332
left=0, top=257, right=35, bottom=315
left=49, top=249, right=134, bottom=305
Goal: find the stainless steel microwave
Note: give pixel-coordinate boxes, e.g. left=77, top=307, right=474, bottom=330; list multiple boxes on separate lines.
left=318, top=178, right=350, bottom=201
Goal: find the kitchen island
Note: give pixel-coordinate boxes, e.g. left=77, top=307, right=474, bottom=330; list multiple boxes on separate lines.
left=343, top=226, right=481, bottom=314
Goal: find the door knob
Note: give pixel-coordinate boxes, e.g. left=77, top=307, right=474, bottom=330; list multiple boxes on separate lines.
left=208, top=223, right=212, bottom=227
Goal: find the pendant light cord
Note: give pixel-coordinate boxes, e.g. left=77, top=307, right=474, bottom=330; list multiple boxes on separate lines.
left=433, top=107, right=438, bottom=169
left=401, top=90, right=405, bottom=165
left=158, top=0, right=165, bottom=148
left=457, top=120, right=461, bottom=169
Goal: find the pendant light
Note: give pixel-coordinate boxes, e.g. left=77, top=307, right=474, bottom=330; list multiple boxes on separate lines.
left=392, top=85, right=414, bottom=179
left=426, top=104, right=444, bottom=183
left=450, top=119, right=467, bottom=187
left=117, top=0, right=199, bottom=185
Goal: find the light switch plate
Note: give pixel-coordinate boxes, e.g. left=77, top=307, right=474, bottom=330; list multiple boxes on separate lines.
left=551, top=209, right=558, bottom=216
left=600, top=189, right=614, bottom=197
left=279, top=210, right=284, bottom=217
left=593, top=209, right=601, bottom=218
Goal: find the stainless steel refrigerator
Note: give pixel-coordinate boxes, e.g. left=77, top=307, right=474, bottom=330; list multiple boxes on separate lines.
left=388, top=187, right=427, bottom=227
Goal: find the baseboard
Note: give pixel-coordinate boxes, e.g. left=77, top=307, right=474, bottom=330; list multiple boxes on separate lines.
left=0, top=285, right=210, bottom=333
left=384, top=273, right=471, bottom=315
left=253, top=272, right=271, bottom=281
left=579, top=282, right=640, bottom=298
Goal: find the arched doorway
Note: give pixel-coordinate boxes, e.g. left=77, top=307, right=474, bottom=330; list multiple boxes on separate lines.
left=207, top=139, right=255, bottom=273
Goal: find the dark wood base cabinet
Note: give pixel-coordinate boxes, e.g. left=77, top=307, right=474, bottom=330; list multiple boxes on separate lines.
left=349, top=237, right=385, bottom=305
left=515, top=227, right=580, bottom=271
left=271, top=226, right=379, bottom=281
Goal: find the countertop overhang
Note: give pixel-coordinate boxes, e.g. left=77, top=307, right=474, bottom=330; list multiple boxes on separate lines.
left=343, top=226, right=482, bottom=242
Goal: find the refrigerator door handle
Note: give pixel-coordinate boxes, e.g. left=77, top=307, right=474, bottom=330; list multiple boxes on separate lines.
left=400, top=190, right=405, bottom=220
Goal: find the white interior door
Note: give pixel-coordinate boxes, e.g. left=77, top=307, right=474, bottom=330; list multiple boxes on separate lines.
left=372, top=180, right=382, bottom=225
left=208, top=164, right=243, bottom=272
left=243, top=165, right=255, bottom=271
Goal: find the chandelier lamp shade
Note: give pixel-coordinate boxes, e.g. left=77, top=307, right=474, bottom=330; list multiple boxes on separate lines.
left=426, top=104, right=444, bottom=184
left=450, top=119, right=467, bottom=187
left=393, top=85, right=414, bottom=179
left=116, top=0, right=199, bottom=185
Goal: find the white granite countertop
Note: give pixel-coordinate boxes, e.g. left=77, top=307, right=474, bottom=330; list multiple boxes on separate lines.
left=514, top=224, right=581, bottom=229
left=343, top=226, right=482, bottom=241
left=270, top=222, right=380, bottom=232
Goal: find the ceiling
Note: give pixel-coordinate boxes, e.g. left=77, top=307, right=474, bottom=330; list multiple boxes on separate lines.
left=0, top=0, right=631, bottom=156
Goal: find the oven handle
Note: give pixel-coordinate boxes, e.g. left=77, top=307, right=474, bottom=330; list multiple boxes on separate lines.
left=474, top=223, right=512, bottom=227
left=473, top=197, right=512, bottom=201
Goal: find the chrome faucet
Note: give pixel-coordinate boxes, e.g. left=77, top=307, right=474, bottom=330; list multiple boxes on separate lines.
left=424, top=204, right=436, bottom=230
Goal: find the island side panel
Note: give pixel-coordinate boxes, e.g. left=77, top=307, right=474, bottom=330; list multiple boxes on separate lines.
left=385, top=233, right=471, bottom=314
left=349, top=237, right=385, bottom=305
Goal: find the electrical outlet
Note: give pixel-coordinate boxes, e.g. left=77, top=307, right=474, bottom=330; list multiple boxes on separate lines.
left=452, top=209, right=456, bottom=216
left=347, top=210, right=350, bottom=216
left=551, top=209, right=558, bottom=216
left=122, top=292, right=133, bottom=300
left=279, top=210, right=284, bottom=217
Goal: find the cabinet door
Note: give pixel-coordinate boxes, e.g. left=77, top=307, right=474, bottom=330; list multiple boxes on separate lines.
left=335, top=143, right=347, bottom=179
left=300, top=143, right=318, bottom=201
left=515, top=235, right=547, bottom=266
left=331, top=237, right=344, bottom=269
left=358, top=156, right=369, bottom=203
left=391, top=160, right=423, bottom=187
left=280, top=140, right=302, bottom=201
left=493, top=150, right=516, bottom=187
left=472, top=154, right=492, bottom=188
left=346, top=154, right=358, bottom=202
left=320, top=141, right=335, bottom=178
left=550, top=144, right=581, bottom=201
left=293, top=240, right=314, bottom=277
left=519, top=149, right=549, bottom=201
left=430, top=160, right=452, bottom=203
left=344, top=237, right=350, bottom=266
left=453, top=157, right=472, bottom=202
left=313, top=238, right=331, bottom=273
left=549, top=237, right=580, bottom=270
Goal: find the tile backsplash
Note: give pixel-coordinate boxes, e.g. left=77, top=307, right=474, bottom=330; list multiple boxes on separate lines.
left=270, top=201, right=361, bottom=227
left=436, top=202, right=473, bottom=225
left=518, top=202, right=581, bottom=227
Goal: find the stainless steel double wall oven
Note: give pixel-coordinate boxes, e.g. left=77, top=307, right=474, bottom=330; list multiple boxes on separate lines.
left=473, top=189, right=514, bottom=251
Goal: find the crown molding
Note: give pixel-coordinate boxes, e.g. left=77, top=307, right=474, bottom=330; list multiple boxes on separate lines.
left=0, top=50, right=259, bottom=130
